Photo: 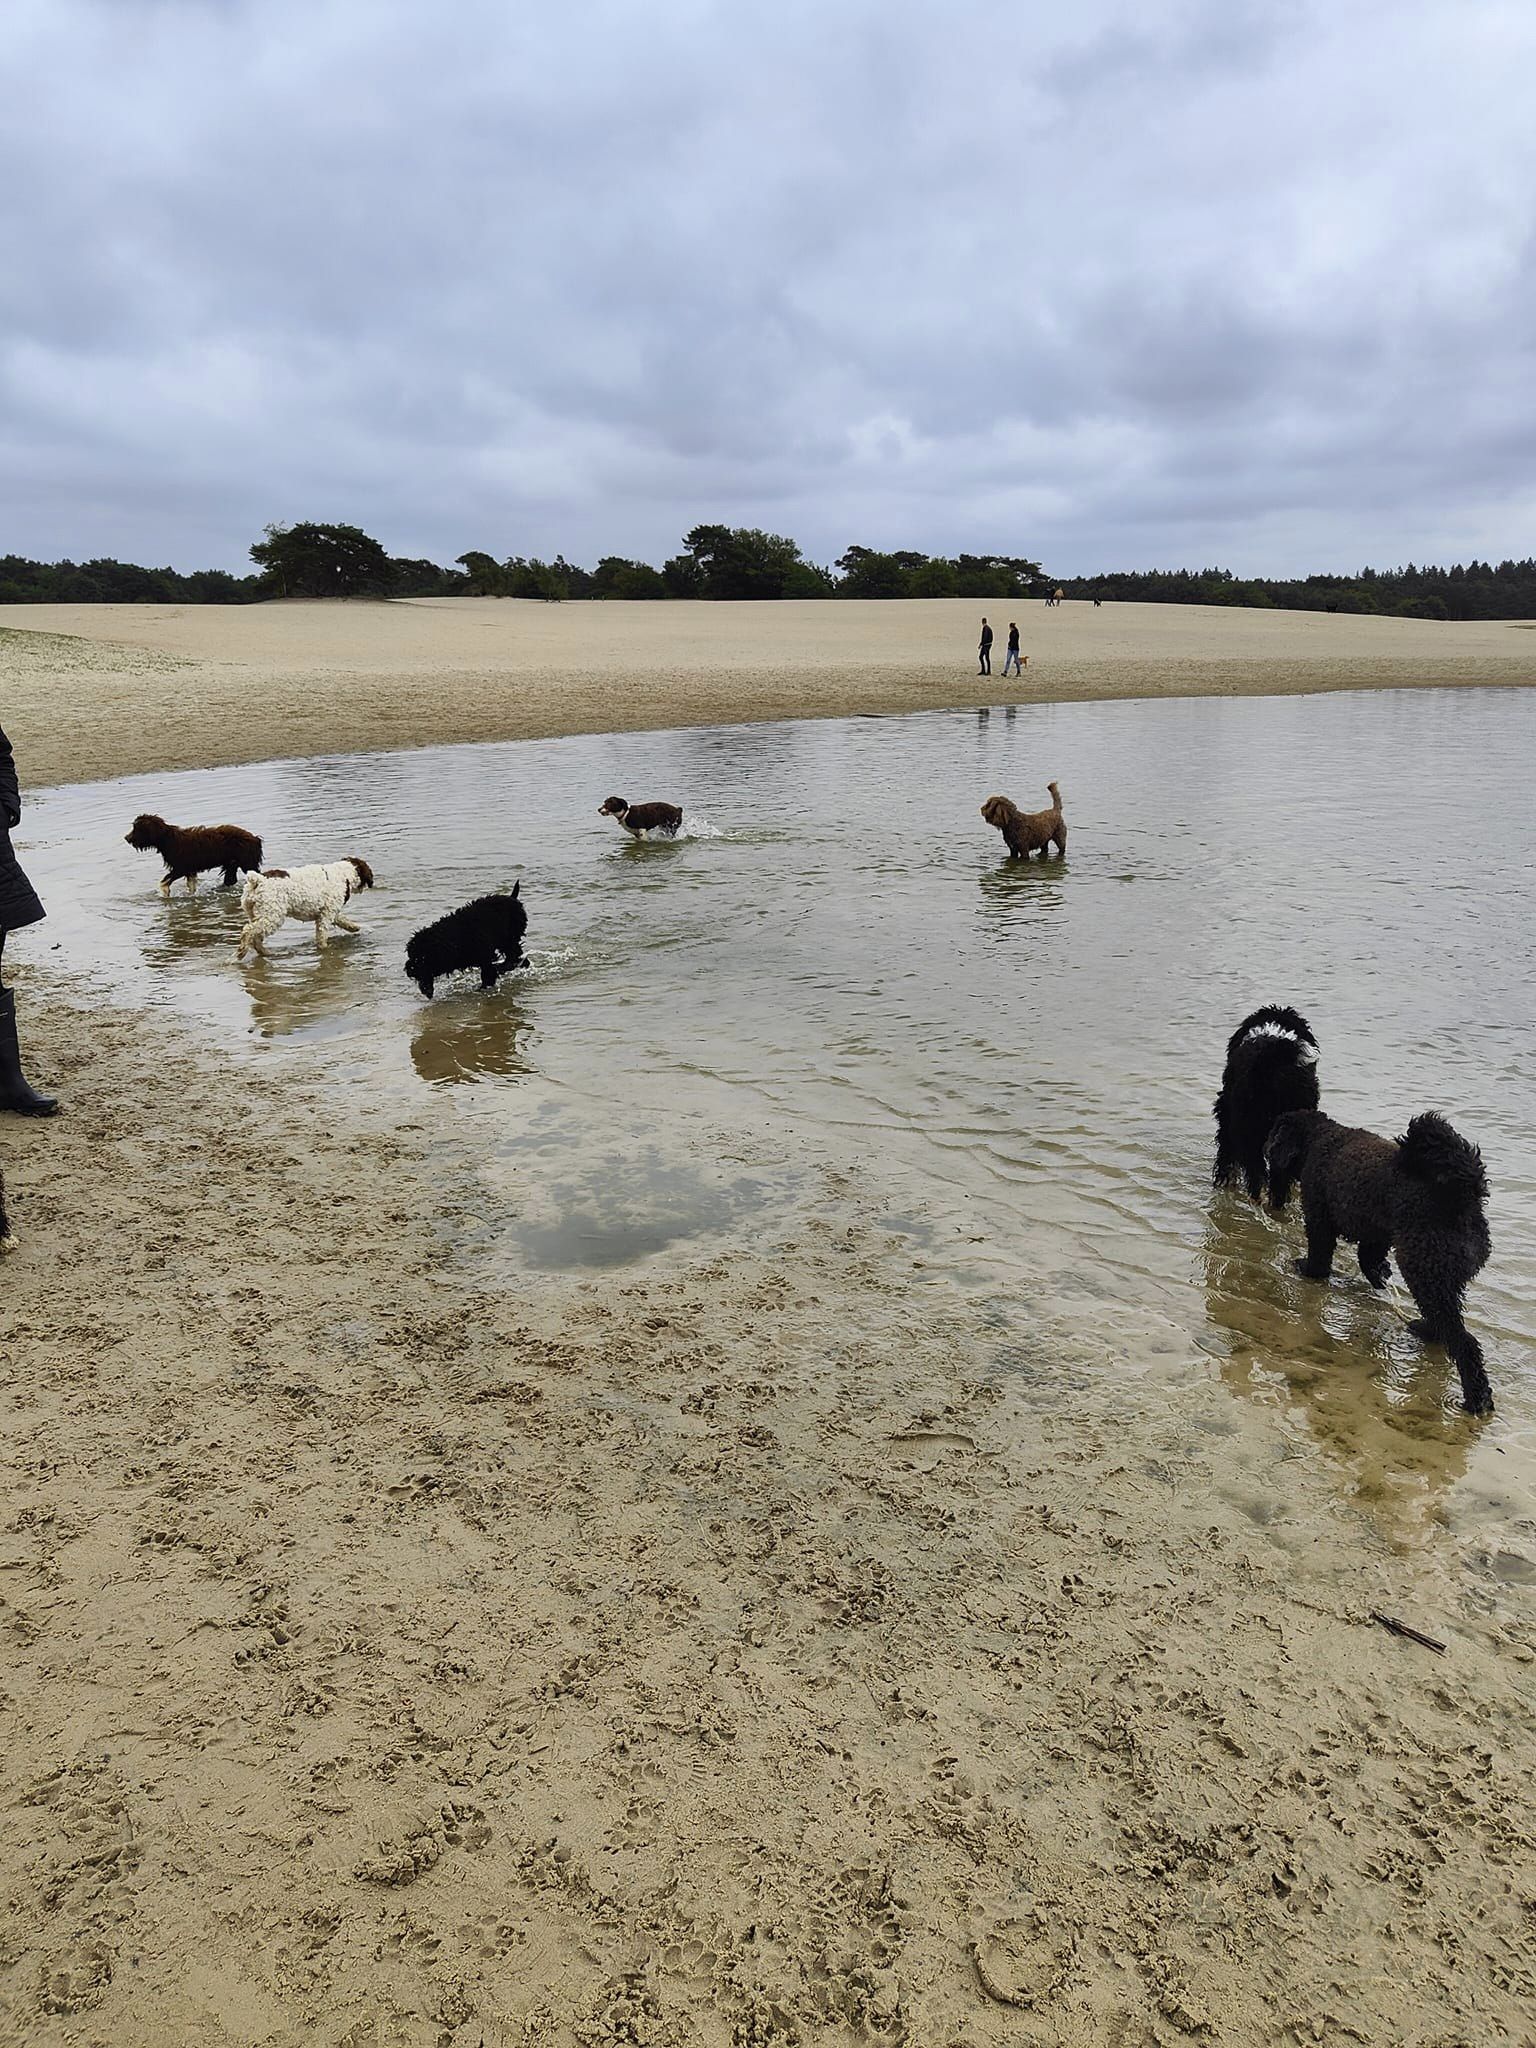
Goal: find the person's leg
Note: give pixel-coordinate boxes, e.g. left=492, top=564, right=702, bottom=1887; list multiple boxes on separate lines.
left=0, top=927, right=61, bottom=1115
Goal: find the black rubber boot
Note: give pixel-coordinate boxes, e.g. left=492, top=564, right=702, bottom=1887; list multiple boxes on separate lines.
left=0, top=987, right=59, bottom=1115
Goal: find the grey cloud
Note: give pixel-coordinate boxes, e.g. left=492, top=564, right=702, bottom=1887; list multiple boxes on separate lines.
left=1, top=0, right=1533, bottom=577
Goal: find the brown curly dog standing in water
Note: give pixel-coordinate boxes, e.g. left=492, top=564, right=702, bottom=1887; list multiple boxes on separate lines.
left=980, top=782, right=1066, bottom=859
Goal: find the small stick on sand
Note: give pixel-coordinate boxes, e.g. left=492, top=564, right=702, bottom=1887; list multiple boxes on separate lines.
left=1370, top=1611, right=1446, bottom=1654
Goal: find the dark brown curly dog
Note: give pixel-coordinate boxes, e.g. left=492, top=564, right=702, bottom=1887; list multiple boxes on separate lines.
left=1266, top=1108, right=1494, bottom=1415
left=980, top=782, right=1066, bottom=859
left=126, top=813, right=264, bottom=896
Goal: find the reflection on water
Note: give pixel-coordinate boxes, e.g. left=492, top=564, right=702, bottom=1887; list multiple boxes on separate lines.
left=18, top=688, right=1536, bottom=1537
left=1199, top=1196, right=1474, bottom=1538
left=411, top=995, right=533, bottom=1086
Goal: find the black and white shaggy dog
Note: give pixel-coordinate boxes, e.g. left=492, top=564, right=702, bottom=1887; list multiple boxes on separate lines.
left=405, top=885, right=527, bottom=999
left=126, top=813, right=264, bottom=895
left=1212, top=1006, right=1320, bottom=1203
left=598, top=796, right=683, bottom=839
left=1266, top=1108, right=1494, bottom=1416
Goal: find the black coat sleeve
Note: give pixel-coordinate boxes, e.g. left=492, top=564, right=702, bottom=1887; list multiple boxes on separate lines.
left=0, top=726, right=20, bottom=828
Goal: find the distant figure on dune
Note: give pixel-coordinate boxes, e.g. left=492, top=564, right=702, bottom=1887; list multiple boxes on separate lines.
left=1002, top=622, right=1027, bottom=677
left=977, top=618, right=993, bottom=676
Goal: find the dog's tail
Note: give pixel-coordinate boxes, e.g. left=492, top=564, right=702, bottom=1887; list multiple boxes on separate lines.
left=1047, top=780, right=1061, bottom=807
left=1397, top=1112, right=1488, bottom=1214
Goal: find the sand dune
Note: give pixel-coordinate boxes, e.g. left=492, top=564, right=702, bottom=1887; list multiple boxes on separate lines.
left=5, top=595, right=1532, bottom=788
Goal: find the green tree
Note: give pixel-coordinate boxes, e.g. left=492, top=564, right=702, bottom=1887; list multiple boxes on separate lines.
left=456, top=550, right=506, bottom=596
left=591, top=556, right=667, bottom=599
left=504, top=556, right=569, bottom=601
left=250, top=522, right=395, bottom=598
left=835, top=546, right=909, bottom=598
left=678, top=524, right=808, bottom=600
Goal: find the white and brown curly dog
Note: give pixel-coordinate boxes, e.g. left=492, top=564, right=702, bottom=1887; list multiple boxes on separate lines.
left=234, top=858, right=375, bottom=960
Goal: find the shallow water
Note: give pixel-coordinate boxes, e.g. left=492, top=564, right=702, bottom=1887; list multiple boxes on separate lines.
left=21, top=688, right=1536, bottom=1528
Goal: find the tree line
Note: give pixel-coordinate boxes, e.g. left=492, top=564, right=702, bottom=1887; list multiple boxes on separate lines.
left=1, top=521, right=1533, bottom=619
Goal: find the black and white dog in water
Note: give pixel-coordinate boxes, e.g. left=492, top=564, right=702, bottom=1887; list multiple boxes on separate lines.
left=1212, top=1006, right=1321, bottom=1204
left=1266, top=1108, right=1494, bottom=1416
left=598, top=796, right=683, bottom=839
left=405, top=885, right=528, bottom=999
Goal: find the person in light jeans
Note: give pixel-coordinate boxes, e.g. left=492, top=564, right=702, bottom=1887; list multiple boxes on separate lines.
left=1002, top=622, right=1027, bottom=677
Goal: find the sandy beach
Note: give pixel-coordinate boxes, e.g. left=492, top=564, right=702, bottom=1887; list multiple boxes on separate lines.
left=3, top=606, right=1535, bottom=2045
left=3, top=595, right=1533, bottom=789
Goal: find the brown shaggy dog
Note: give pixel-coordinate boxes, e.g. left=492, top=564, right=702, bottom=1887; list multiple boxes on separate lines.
left=980, top=782, right=1066, bottom=858
left=126, top=814, right=264, bottom=895
left=598, top=796, right=684, bottom=838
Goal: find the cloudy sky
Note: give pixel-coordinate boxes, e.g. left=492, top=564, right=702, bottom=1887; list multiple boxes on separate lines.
left=2, top=0, right=1532, bottom=578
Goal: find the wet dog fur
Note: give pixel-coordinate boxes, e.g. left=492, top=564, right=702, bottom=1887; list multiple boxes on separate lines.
left=234, top=858, right=374, bottom=959
left=980, top=783, right=1065, bottom=858
left=1266, top=1107, right=1494, bottom=1416
left=598, top=796, right=683, bottom=838
left=126, top=813, right=264, bottom=895
left=1213, top=1006, right=1321, bottom=1203
left=405, top=885, right=527, bottom=998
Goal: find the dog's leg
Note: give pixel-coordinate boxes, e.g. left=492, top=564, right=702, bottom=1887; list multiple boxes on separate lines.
left=185, top=872, right=198, bottom=895
left=315, top=915, right=332, bottom=949
left=1358, top=1240, right=1391, bottom=1289
left=1293, top=1201, right=1337, bottom=1280
left=158, top=873, right=172, bottom=899
left=1240, top=1144, right=1267, bottom=1204
left=221, top=865, right=238, bottom=888
left=1397, top=1247, right=1493, bottom=1413
left=1054, top=826, right=1067, bottom=857
left=480, top=960, right=499, bottom=989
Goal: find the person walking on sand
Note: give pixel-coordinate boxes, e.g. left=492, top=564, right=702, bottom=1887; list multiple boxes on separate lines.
left=0, top=723, right=60, bottom=1115
left=1002, top=621, right=1027, bottom=677
left=978, top=617, right=994, bottom=676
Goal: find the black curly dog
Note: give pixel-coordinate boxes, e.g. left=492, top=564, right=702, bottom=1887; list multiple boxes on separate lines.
left=405, top=886, right=527, bottom=999
left=1212, top=1006, right=1320, bottom=1203
left=1266, top=1108, right=1494, bottom=1416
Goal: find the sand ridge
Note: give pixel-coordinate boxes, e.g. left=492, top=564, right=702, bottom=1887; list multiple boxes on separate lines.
left=4, top=595, right=1533, bottom=789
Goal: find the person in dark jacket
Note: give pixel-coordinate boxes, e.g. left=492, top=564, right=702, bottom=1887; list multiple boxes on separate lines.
left=977, top=618, right=993, bottom=676
left=0, top=724, right=59, bottom=1115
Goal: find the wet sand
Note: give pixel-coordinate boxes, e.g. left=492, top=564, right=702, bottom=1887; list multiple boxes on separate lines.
left=4, top=623, right=1536, bottom=2043
left=5, top=984, right=1535, bottom=2044
left=4, top=594, right=1533, bottom=788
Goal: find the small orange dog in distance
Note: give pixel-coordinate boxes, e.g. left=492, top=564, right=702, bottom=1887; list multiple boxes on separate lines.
left=980, top=782, right=1066, bottom=859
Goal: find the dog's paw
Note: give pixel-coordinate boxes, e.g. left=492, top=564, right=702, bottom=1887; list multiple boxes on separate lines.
left=1463, top=1385, right=1495, bottom=1419
left=1362, top=1265, right=1391, bottom=1290
left=1293, top=1258, right=1331, bottom=1280
left=1405, top=1317, right=1436, bottom=1343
